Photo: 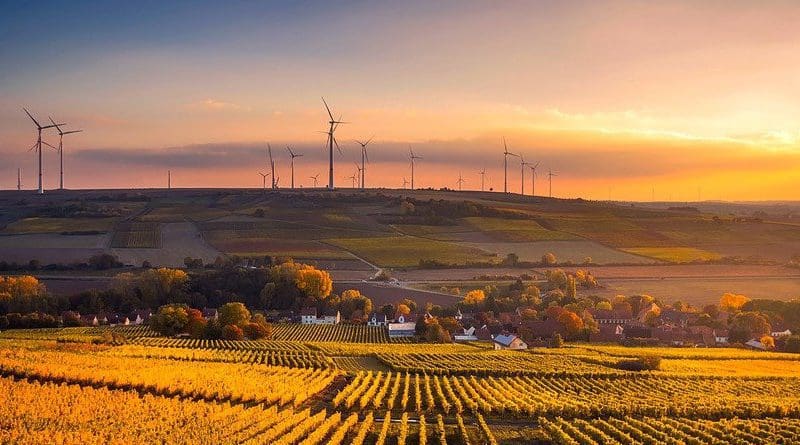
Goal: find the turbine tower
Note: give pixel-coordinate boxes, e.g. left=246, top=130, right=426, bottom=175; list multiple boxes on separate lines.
left=286, top=147, right=303, bottom=189
left=479, top=167, right=486, bottom=192
left=528, top=161, right=540, bottom=197
left=548, top=169, right=557, bottom=198
left=258, top=172, right=269, bottom=190
left=49, top=117, right=82, bottom=190
left=17, top=168, right=21, bottom=191
left=309, top=173, right=320, bottom=188
left=520, top=155, right=530, bottom=195
left=322, top=97, right=346, bottom=189
left=502, top=137, right=518, bottom=194
left=23, top=108, right=63, bottom=194
left=354, top=137, right=373, bottom=189
left=346, top=172, right=358, bottom=188
left=168, top=170, right=171, bottom=189
left=267, top=144, right=276, bottom=189
left=402, top=177, right=409, bottom=189
left=409, top=147, right=422, bottom=190
left=457, top=172, right=466, bottom=191
left=354, top=163, right=364, bottom=189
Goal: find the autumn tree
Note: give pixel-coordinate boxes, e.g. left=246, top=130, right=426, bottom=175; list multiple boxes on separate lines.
left=596, top=301, right=613, bottom=311
left=425, top=319, right=452, bottom=343
left=542, top=252, right=557, bottom=265
left=218, top=302, right=251, bottom=328
left=760, top=335, right=775, bottom=349
left=557, top=310, right=584, bottom=338
left=222, top=324, right=244, bottom=340
left=330, top=289, right=374, bottom=320
left=463, top=289, right=486, bottom=306
left=729, top=311, right=771, bottom=343
left=150, top=304, right=190, bottom=336
left=720, top=293, right=750, bottom=312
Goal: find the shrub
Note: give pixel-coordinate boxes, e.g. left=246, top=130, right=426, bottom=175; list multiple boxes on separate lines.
left=618, top=354, right=662, bottom=371
left=243, top=322, right=272, bottom=340
left=222, top=324, right=244, bottom=341
left=549, top=333, right=564, bottom=348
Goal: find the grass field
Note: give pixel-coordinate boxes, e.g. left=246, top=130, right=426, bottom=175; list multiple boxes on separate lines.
left=3, top=217, right=119, bottom=234
left=621, top=246, right=722, bottom=263
left=328, top=236, right=498, bottom=267
left=464, top=217, right=576, bottom=241
left=467, top=240, right=654, bottom=264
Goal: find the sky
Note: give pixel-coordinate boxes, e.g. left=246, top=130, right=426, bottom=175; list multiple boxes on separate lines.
left=1, top=0, right=799, bottom=200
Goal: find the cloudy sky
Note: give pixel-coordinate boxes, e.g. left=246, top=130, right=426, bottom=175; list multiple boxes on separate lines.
left=1, top=0, right=799, bottom=200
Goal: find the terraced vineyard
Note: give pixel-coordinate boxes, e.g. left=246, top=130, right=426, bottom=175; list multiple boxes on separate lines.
left=271, top=323, right=391, bottom=343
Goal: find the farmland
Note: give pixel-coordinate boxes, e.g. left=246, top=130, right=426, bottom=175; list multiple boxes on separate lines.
left=0, top=328, right=799, bottom=443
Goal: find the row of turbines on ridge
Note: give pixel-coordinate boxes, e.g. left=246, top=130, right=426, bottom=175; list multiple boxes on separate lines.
left=253, top=98, right=559, bottom=197
left=18, top=99, right=558, bottom=197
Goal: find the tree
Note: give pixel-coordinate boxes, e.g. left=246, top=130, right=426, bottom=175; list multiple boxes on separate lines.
left=150, top=304, right=190, bottom=336
left=760, top=335, right=775, bottom=349
left=542, top=252, right=557, bottom=265
left=556, top=310, right=584, bottom=337
left=785, top=335, right=800, bottom=353
left=502, top=253, right=519, bottom=266
left=425, top=320, right=452, bottom=343
left=218, top=302, right=251, bottom=328
left=398, top=298, right=418, bottom=313
left=438, top=317, right=461, bottom=334
left=415, top=316, right=428, bottom=336
left=596, top=301, right=613, bottom=311
left=720, top=293, right=750, bottom=312
left=565, top=275, right=577, bottom=300
left=222, top=324, right=244, bottom=340
left=463, top=289, right=486, bottom=306
left=520, top=308, right=538, bottom=320
left=333, top=289, right=374, bottom=320
left=729, top=311, right=771, bottom=343
left=294, top=265, right=333, bottom=299
left=549, top=333, right=564, bottom=348
left=243, top=322, right=272, bottom=340
left=396, top=304, right=411, bottom=316
left=88, top=253, right=120, bottom=270
left=380, top=304, right=395, bottom=319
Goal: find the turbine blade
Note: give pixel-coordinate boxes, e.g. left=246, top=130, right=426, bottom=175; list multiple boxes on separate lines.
left=49, top=116, right=64, bottom=134
left=334, top=138, right=343, bottom=154
left=63, top=130, right=83, bottom=135
left=23, top=108, right=40, bottom=128
left=41, top=140, right=57, bottom=150
left=322, top=97, right=334, bottom=120
left=28, top=142, right=38, bottom=152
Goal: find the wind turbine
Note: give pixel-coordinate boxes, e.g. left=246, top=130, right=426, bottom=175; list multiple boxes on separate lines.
left=258, top=171, right=270, bottom=190
left=267, top=144, right=276, bottom=189
left=457, top=172, right=466, bottom=191
left=520, top=155, right=530, bottom=195
left=479, top=167, right=486, bottom=192
left=346, top=171, right=358, bottom=188
left=548, top=169, right=557, bottom=198
left=23, top=108, right=63, bottom=194
left=286, top=146, right=303, bottom=189
left=502, top=137, right=518, bottom=194
left=402, top=177, right=409, bottom=189
left=49, top=117, right=82, bottom=190
left=322, top=97, right=346, bottom=189
left=168, top=170, right=171, bottom=189
left=354, top=163, right=364, bottom=189
left=528, top=161, right=540, bottom=197
left=309, top=173, right=320, bottom=188
left=17, top=168, right=21, bottom=191
left=409, top=146, right=422, bottom=190
left=353, top=137, right=373, bottom=189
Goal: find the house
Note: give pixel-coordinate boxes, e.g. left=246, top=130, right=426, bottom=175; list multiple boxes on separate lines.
left=300, top=307, right=341, bottom=325
left=367, top=313, right=388, bottom=326
left=81, top=314, right=99, bottom=326
left=745, top=339, right=767, bottom=350
left=454, top=326, right=478, bottom=342
left=771, top=324, right=792, bottom=338
left=475, top=325, right=493, bottom=341
left=388, top=313, right=417, bottom=337
left=636, top=302, right=660, bottom=324
left=107, top=314, right=130, bottom=326
left=589, top=308, right=633, bottom=325
left=658, top=309, right=697, bottom=328
left=688, top=325, right=716, bottom=347
left=714, top=329, right=729, bottom=345
left=202, top=307, right=219, bottom=321
left=130, top=310, right=152, bottom=325
left=518, top=318, right=565, bottom=340
left=300, top=307, right=318, bottom=324
left=492, top=333, right=528, bottom=350
left=590, top=324, right=625, bottom=343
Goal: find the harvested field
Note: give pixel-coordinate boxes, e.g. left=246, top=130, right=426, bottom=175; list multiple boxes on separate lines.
left=464, top=217, right=576, bottom=241
left=111, top=222, right=221, bottom=267
left=110, top=222, right=160, bottom=248
left=208, top=237, right=351, bottom=259
left=593, top=276, right=800, bottom=305
left=0, top=233, right=110, bottom=264
left=333, top=282, right=460, bottom=307
left=621, top=247, right=721, bottom=263
left=466, top=240, right=655, bottom=264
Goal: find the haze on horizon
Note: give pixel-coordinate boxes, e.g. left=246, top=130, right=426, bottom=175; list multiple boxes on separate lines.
left=1, top=0, right=799, bottom=201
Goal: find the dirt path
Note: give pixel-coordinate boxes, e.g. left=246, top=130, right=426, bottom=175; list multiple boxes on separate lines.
left=111, top=222, right=222, bottom=267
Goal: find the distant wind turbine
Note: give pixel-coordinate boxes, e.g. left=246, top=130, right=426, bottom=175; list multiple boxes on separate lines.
left=309, top=173, right=320, bottom=188
left=23, top=108, right=63, bottom=194
left=346, top=172, right=358, bottom=189
left=502, top=137, right=518, bottom=194
left=49, top=117, right=82, bottom=190
left=479, top=167, right=486, bottom=192
left=409, top=146, right=422, bottom=190
left=354, top=163, right=364, bottom=189
left=286, top=146, right=303, bottom=189
left=548, top=169, right=557, bottom=198
left=520, top=155, right=530, bottom=195
left=258, top=171, right=269, bottom=190
left=322, top=97, right=346, bottom=189
left=528, top=161, right=540, bottom=197
left=354, top=137, right=373, bottom=189
left=267, top=144, right=277, bottom=189
left=402, top=177, right=409, bottom=189
left=457, top=172, right=466, bottom=191
left=168, top=170, right=171, bottom=189
left=17, top=168, right=21, bottom=191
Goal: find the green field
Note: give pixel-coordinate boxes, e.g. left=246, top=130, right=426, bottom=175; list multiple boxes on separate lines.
left=328, top=236, right=498, bottom=267
left=464, top=217, right=577, bottom=241
left=622, top=246, right=722, bottom=263
left=3, top=217, right=119, bottom=234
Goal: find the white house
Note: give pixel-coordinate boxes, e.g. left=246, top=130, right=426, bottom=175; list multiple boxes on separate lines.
left=300, top=307, right=340, bottom=325
left=714, top=329, right=729, bottom=345
left=772, top=328, right=792, bottom=338
left=367, top=313, right=388, bottom=326
left=317, top=311, right=341, bottom=325
left=388, top=313, right=417, bottom=337
left=454, top=326, right=478, bottom=342
left=492, top=333, right=528, bottom=350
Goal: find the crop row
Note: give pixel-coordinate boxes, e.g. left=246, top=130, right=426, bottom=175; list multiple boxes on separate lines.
left=108, top=344, right=334, bottom=369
